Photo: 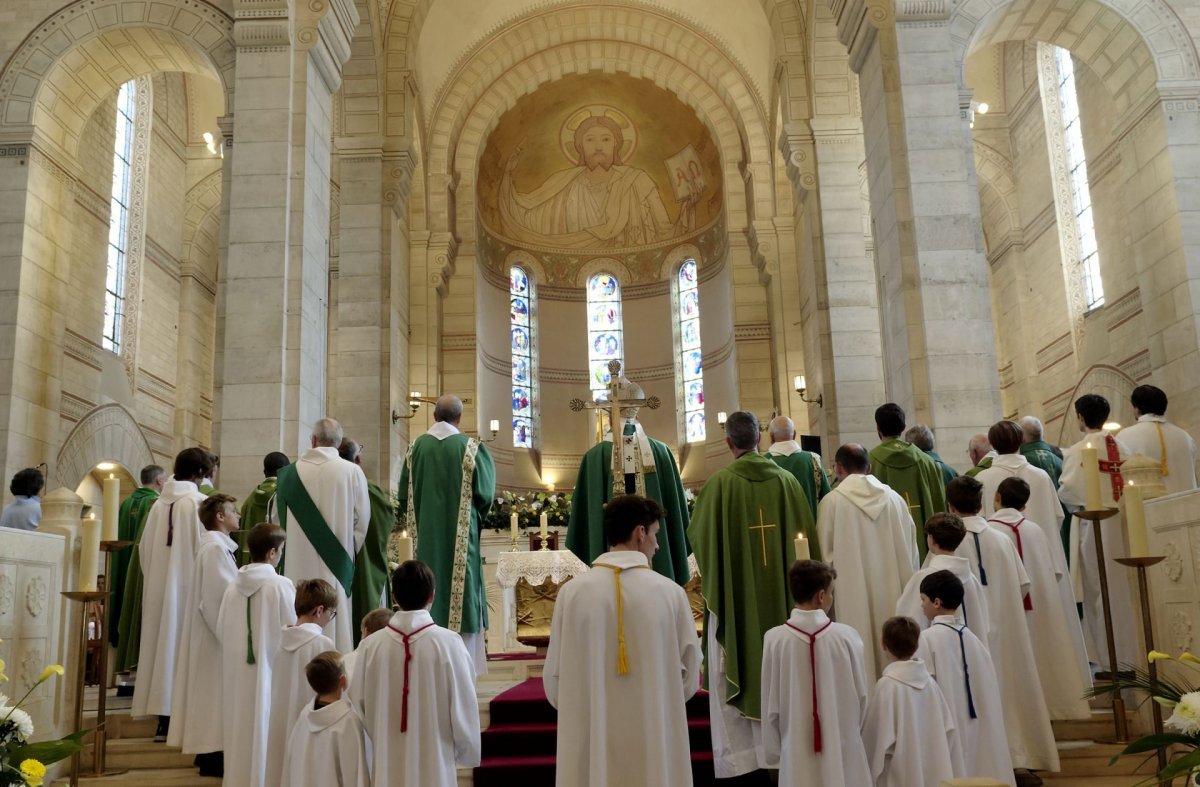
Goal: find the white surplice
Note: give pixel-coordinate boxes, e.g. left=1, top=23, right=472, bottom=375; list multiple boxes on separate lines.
left=264, top=622, right=338, bottom=787
left=166, top=529, right=238, bottom=753
left=132, top=478, right=208, bottom=718
left=917, top=616, right=1016, bottom=787
left=897, top=555, right=990, bottom=644
left=348, top=609, right=480, bottom=786
left=861, top=658, right=964, bottom=787
left=217, top=564, right=297, bottom=787
left=285, top=447, right=370, bottom=651
left=978, top=453, right=1066, bottom=566
left=988, top=508, right=1091, bottom=720
left=1120, top=414, right=1198, bottom=493
left=760, top=608, right=871, bottom=786
left=816, top=473, right=918, bottom=677
left=953, top=515, right=1058, bottom=771
left=281, top=697, right=371, bottom=787
left=544, top=550, right=701, bottom=787
left=1058, top=432, right=1140, bottom=671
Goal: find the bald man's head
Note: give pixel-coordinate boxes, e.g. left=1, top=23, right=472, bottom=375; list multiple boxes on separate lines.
left=768, top=416, right=795, bottom=443
left=834, top=443, right=871, bottom=480
left=312, top=418, right=344, bottom=448
left=968, top=433, right=991, bottom=465
left=434, top=395, right=463, bottom=425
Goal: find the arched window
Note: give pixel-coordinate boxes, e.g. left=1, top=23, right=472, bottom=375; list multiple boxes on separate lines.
left=586, top=272, right=624, bottom=401
left=510, top=266, right=535, bottom=448
left=675, top=259, right=705, bottom=442
left=103, top=79, right=139, bottom=353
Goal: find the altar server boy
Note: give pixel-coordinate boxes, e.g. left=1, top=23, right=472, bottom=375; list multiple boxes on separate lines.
left=896, top=513, right=990, bottom=639
left=281, top=651, right=370, bottom=787
left=760, top=560, right=871, bottom=786
left=861, top=616, right=964, bottom=787
left=916, top=570, right=1015, bottom=786
left=217, top=523, right=296, bottom=787
left=265, top=579, right=339, bottom=787
left=348, top=560, right=480, bottom=786
left=343, top=608, right=391, bottom=684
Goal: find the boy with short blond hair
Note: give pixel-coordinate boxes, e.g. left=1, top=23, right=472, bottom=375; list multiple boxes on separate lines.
left=343, top=607, right=392, bottom=684
left=281, top=651, right=370, bottom=787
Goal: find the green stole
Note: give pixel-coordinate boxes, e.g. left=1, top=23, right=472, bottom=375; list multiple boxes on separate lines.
left=276, top=464, right=355, bottom=595
left=965, top=456, right=993, bottom=478
left=351, top=482, right=395, bottom=644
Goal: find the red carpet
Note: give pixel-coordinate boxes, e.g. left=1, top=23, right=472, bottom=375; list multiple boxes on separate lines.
left=474, top=678, right=716, bottom=786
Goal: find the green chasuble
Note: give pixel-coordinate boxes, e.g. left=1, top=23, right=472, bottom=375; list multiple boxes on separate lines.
left=765, top=449, right=830, bottom=520
left=351, top=481, right=395, bottom=644
left=397, top=432, right=495, bottom=634
left=1021, top=439, right=1072, bottom=562
left=869, top=438, right=947, bottom=560
left=109, top=487, right=158, bottom=655
left=687, top=452, right=817, bottom=719
left=238, top=478, right=278, bottom=567
left=964, top=456, right=993, bottom=478
left=926, top=450, right=959, bottom=487
left=566, top=429, right=690, bottom=584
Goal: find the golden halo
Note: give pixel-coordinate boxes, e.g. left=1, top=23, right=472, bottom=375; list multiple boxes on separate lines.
left=558, top=104, right=638, bottom=165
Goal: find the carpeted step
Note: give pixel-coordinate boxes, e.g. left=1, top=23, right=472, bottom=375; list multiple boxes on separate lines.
left=481, top=721, right=558, bottom=758
left=486, top=680, right=559, bottom=726
left=474, top=754, right=556, bottom=787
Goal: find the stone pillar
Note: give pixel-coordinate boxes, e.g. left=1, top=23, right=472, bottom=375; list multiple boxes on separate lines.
left=37, top=486, right=86, bottom=735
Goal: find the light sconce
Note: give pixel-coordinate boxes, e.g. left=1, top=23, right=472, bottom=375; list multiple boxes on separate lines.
left=481, top=419, right=500, bottom=443
left=717, top=411, right=728, bottom=432
left=392, top=391, right=424, bottom=423
left=795, top=375, right=824, bottom=408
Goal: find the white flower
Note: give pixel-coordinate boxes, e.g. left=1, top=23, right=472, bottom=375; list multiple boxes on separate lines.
left=1165, top=691, right=1200, bottom=736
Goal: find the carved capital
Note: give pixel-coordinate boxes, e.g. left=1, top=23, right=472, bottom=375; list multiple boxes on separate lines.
left=779, top=122, right=817, bottom=205
left=428, top=233, right=458, bottom=297
left=894, top=0, right=950, bottom=23
left=382, top=146, right=418, bottom=206
left=298, top=0, right=359, bottom=93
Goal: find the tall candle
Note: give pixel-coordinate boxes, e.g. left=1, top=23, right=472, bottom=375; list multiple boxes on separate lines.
left=397, top=530, right=414, bottom=563
left=540, top=512, right=549, bottom=544
left=102, top=473, right=120, bottom=542
left=794, top=533, right=810, bottom=561
left=510, top=512, right=519, bottom=541
left=1081, top=441, right=1103, bottom=511
left=1124, top=482, right=1148, bottom=558
left=79, top=513, right=101, bottom=592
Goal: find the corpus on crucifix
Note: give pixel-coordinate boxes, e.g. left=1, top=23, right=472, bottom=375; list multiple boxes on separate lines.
left=566, top=360, right=692, bottom=584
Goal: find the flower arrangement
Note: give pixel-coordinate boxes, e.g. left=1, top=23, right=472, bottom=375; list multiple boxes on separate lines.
left=483, top=490, right=573, bottom=531
left=0, top=650, right=84, bottom=786
left=1094, top=650, right=1200, bottom=784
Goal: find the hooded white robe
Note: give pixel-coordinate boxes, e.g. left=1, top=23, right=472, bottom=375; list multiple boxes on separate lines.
left=167, top=529, right=238, bottom=753
left=896, top=554, right=990, bottom=644
left=760, top=608, right=871, bottom=786
left=988, top=508, right=1091, bottom=720
left=284, top=446, right=370, bottom=651
left=862, top=658, right=964, bottom=787
left=952, top=515, right=1059, bottom=771
left=917, top=616, right=1016, bottom=786
left=348, top=609, right=480, bottom=786
left=816, top=473, right=918, bottom=677
left=1120, top=414, right=1198, bottom=493
left=132, top=478, right=207, bottom=717
left=217, top=563, right=296, bottom=787
left=264, top=622, right=338, bottom=787
left=979, top=453, right=1066, bottom=555
left=544, top=550, right=701, bottom=787
left=281, top=697, right=370, bottom=787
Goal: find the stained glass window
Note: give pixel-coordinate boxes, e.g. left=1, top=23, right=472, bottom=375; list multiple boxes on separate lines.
left=676, top=259, right=705, bottom=442
left=587, top=272, right=624, bottom=401
left=510, top=266, right=534, bottom=448
left=104, top=80, right=138, bottom=353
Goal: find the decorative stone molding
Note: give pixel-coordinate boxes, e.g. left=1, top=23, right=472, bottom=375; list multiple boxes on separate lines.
left=779, top=123, right=817, bottom=205
left=119, top=75, right=154, bottom=393
left=895, top=0, right=950, bottom=23
left=1042, top=387, right=1074, bottom=423
left=1035, top=332, right=1073, bottom=373
left=443, top=334, right=475, bottom=351
left=136, top=370, right=177, bottom=407
left=1105, top=288, right=1143, bottom=333
left=382, top=148, right=417, bottom=206
left=998, top=362, right=1014, bottom=389
left=26, top=145, right=107, bottom=223
left=63, top=330, right=103, bottom=372
left=59, top=392, right=97, bottom=423
left=55, top=404, right=155, bottom=489
left=1116, top=349, right=1152, bottom=382
left=734, top=323, right=771, bottom=341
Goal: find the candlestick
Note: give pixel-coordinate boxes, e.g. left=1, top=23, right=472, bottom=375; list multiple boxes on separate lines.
left=794, top=533, right=810, bottom=561
left=397, top=530, right=414, bottom=563
left=102, top=473, right=120, bottom=542
left=539, top=512, right=549, bottom=546
left=1123, top=482, right=1148, bottom=558
left=1082, top=441, right=1103, bottom=512
left=79, top=514, right=101, bottom=592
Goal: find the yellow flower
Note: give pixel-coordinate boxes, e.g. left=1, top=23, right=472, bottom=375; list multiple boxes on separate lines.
left=0, top=657, right=8, bottom=682
left=20, top=759, right=46, bottom=786
left=1180, top=652, right=1200, bottom=666
left=36, top=665, right=64, bottom=684
left=1148, top=650, right=1173, bottom=663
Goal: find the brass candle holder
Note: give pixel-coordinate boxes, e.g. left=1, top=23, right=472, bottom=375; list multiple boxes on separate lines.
left=61, top=589, right=107, bottom=787
left=1115, top=555, right=1167, bottom=771
left=1076, top=508, right=1128, bottom=743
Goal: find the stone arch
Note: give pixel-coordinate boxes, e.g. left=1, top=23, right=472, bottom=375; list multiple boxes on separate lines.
left=181, top=170, right=223, bottom=283
left=972, top=141, right=1020, bottom=245
left=1052, top=364, right=1139, bottom=446
left=0, top=0, right=234, bottom=157
left=55, top=404, right=155, bottom=490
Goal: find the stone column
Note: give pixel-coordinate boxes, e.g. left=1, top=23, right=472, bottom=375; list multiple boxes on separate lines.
left=37, top=486, right=86, bottom=735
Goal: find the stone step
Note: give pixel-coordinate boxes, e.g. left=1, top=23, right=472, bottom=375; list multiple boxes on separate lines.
left=1051, top=709, right=1142, bottom=741
left=51, top=767, right=218, bottom=786
left=83, top=738, right=196, bottom=771
left=1055, top=740, right=1156, bottom=777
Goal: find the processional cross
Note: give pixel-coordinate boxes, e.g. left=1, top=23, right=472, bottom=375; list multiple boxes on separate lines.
left=748, top=507, right=776, bottom=567
left=569, top=360, right=661, bottom=450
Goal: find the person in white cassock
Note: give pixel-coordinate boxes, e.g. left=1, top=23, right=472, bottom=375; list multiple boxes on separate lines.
left=1057, top=394, right=1140, bottom=673
left=915, top=571, right=1015, bottom=787
left=897, top=514, right=989, bottom=641
left=167, top=494, right=240, bottom=776
left=342, top=608, right=391, bottom=685
left=275, top=417, right=370, bottom=652
left=1120, top=385, right=1198, bottom=494
left=348, top=560, right=481, bottom=786
left=990, top=478, right=1091, bottom=721
left=133, top=447, right=214, bottom=738
left=816, top=443, right=918, bottom=677
left=264, top=579, right=339, bottom=787
left=545, top=495, right=701, bottom=787
left=281, top=651, right=370, bottom=787
left=217, top=523, right=297, bottom=787
left=760, top=560, right=871, bottom=786
left=862, top=616, right=964, bottom=787
left=945, top=477, right=1059, bottom=775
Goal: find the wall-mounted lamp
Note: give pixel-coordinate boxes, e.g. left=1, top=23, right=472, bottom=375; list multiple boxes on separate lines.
left=392, top=391, right=424, bottom=423
left=480, top=419, right=500, bottom=443
left=795, top=375, right=823, bottom=408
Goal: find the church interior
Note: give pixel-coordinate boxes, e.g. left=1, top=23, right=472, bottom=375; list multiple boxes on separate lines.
left=3, top=0, right=1200, bottom=783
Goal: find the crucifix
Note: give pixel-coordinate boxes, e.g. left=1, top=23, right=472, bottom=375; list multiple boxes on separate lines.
left=570, top=360, right=661, bottom=498
left=569, top=360, right=661, bottom=447
left=748, top=507, right=776, bottom=567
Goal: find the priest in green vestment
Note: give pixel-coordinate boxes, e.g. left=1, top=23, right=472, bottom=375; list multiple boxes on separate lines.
left=109, top=465, right=164, bottom=658
left=1019, top=415, right=1072, bottom=560
left=904, top=423, right=958, bottom=486
left=237, top=452, right=290, bottom=566
left=764, top=415, right=829, bottom=519
left=339, top=438, right=396, bottom=643
left=964, top=433, right=994, bottom=478
left=688, top=411, right=817, bottom=779
left=567, top=372, right=690, bottom=584
left=397, top=395, right=495, bottom=671
left=868, top=404, right=946, bottom=560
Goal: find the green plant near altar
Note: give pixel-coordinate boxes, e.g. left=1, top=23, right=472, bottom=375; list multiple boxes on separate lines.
left=1093, top=650, right=1200, bottom=784
left=483, top=490, right=572, bottom=531
left=0, top=650, right=85, bottom=786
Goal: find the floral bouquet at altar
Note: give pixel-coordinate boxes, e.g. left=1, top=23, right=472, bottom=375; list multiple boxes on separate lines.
left=483, top=490, right=572, bottom=531
left=1094, top=650, right=1200, bottom=784
left=0, top=648, right=84, bottom=786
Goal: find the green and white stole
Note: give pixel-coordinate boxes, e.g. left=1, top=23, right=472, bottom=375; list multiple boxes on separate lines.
left=276, top=464, right=355, bottom=595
